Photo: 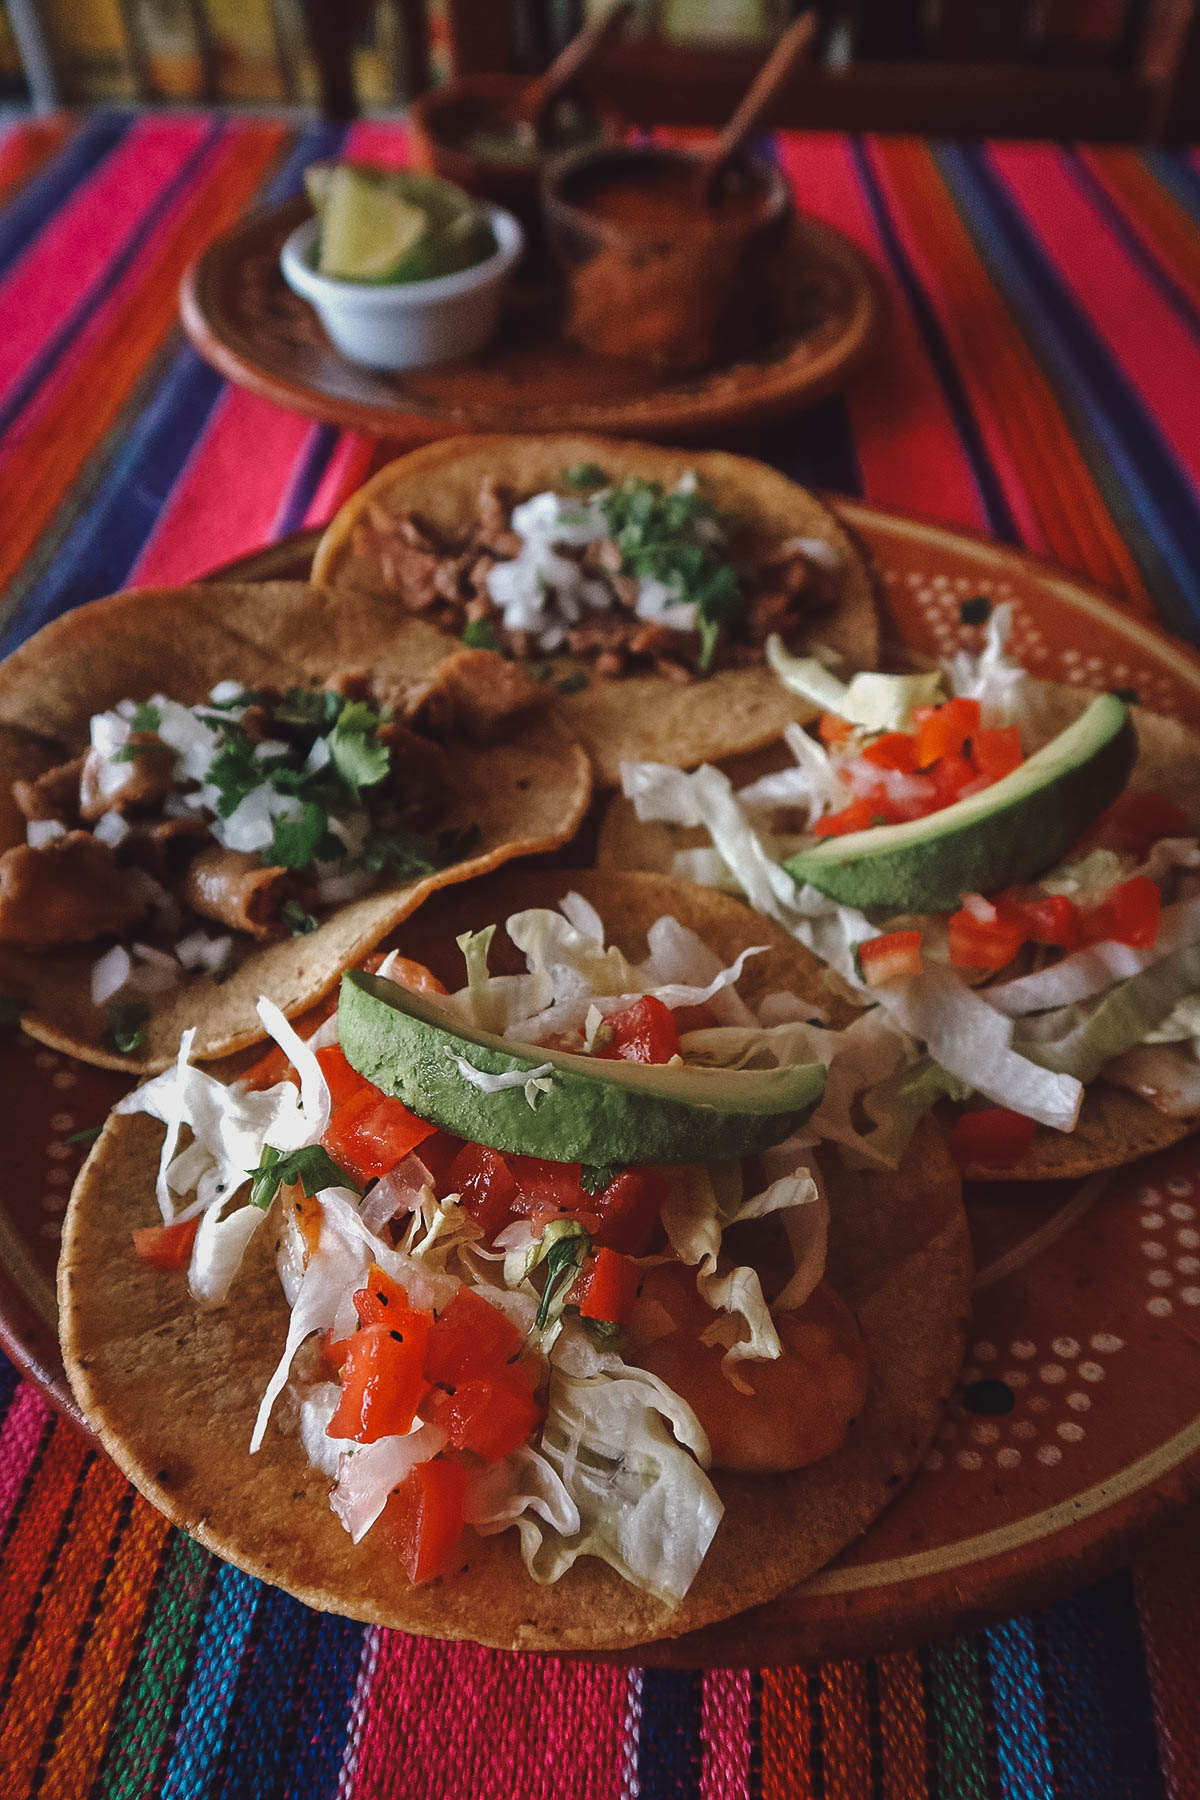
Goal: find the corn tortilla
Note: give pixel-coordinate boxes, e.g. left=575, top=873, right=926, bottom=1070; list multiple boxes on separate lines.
left=310, top=435, right=881, bottom=787
left=60, top=869, right=969, bottom=1653
left=0, top=581, right=591, bottom=1072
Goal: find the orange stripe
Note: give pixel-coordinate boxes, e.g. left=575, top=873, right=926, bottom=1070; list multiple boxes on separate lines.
left=0, top=1424, right=90, bottom=1680
left=1082, top=147, right=1200, bottom=318
left=0, top=121, right=286, bottom=595
left=818, top=1662, right=873, bottom=1800
left=0, top=117, right=73, bottom=207
left=761, top=1667, right=818, bottom=1799
left=875, top=138, right=1152, bottom=613
left=39, top=1495, right=172, bottom=1800
left=876, top=1650, right=928, bottom=1800
left=0, top=1455, right=130, bottom=1791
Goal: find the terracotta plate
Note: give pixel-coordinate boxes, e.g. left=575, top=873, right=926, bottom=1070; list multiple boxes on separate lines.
left=8, top=500, right=1200, bottom=1664
left=179, top=197, right=881, bottom=443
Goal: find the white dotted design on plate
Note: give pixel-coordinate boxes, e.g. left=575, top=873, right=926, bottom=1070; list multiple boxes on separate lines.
left=1051, top=1337, right=1080, bottom=1359
left=1168, top=1178, right=1194, bottom=1197
left=928, top=1328, right=1126, bottom=1478
left=1149, top=1270, right=1174, bottom=1289
left=973, top=1342, right=997, bottom=1362
left=1136, top=1191, right=1200, bottom=1314
left=51, top=1071, right=76, bottom=1090
left=1040, top=1364, right=1067, bottom=1385
left=1037, top=1445, right=1063, bottom=1467
left=1177, top=1256, right=1200, bottom=1275
left=1067, top=1392, right=1091, bottom=1411
left=956, top=1450, right=983, bottom=1472
left=1058, top=1422, right=1086, bottom=1443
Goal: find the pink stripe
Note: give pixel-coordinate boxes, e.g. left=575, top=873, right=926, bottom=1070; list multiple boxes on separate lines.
left=303, top=433, right=377, bottom=529
left=989, top=143, right=1200, bottom=489
left=864, top=142, right=1046, bottom=553
left=0, top=1383, right=51, bottom=1536
left=0, top=116, right=211, bottom=402
left=701, top=1669, right=752, bottom=1800
left=775, top=134, right=985, bottom=527
left=342, top=120, right=411, bottom=167
left=351, top=1632, right=627, bottom=1800
left=129, top=386, right=315, bottom=585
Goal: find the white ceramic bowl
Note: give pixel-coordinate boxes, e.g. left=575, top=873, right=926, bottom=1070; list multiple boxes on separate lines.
left=280, top=202, right=523, bottom=371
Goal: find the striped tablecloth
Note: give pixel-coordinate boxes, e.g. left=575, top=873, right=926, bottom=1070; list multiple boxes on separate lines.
left=2, top=110, right=1200, bottom=1799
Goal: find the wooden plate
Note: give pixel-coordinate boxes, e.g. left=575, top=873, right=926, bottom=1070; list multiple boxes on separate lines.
left=8, top=500, right=1200, bottom=1664
left=179, top=197, right=881, bottom=443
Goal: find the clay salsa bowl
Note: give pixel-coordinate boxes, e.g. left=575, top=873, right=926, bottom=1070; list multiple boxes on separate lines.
left=407, top=72, right=613, bottom=258
left=542, top=142, right=793, bottom=372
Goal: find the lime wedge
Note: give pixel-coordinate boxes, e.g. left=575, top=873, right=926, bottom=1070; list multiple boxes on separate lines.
left=317, top=165, right=428, bottom=283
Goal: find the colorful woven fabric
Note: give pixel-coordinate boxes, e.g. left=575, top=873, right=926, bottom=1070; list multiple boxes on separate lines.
left=2, top=110, right=1200, bottom=1798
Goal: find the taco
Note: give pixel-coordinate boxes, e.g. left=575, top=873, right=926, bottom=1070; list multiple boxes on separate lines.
left=0, top=581, right=590, bottom=1072
left=310, top=434, right=880, bottom=786
left=605, top=607, right=1200, bottom=1182
left=59, top=869, right=969, bottom=1653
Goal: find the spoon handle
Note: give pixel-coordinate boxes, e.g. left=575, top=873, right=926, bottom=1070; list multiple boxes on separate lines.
left=517, top=0, right=636, bottom=139
left=701, top=9, right=819, bottom=203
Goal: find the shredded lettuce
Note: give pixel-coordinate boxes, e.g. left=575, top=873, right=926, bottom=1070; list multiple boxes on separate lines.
left=1015, top=943, right=1200, bottom=1084
left=988, top=892, right=1200, bottom=1017
left=447, top=1051, right=554, bottom=1109
left=765, top=637, right=946, bottom=730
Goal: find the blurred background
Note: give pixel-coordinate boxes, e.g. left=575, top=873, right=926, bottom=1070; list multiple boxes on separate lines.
left=0, top=0, right=1196, bottom=138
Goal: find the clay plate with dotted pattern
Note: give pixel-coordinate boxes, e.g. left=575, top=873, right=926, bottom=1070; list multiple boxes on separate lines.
left=8, top=498, right=1200, bottom=1664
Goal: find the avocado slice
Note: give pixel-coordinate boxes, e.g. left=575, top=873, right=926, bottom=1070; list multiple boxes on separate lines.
left=783, top=693, right=1136, bottom=913
left=338, top=971, right=825, bottom=1165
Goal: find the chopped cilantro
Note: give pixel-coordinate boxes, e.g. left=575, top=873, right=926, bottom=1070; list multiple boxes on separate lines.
left=282, top=899, right=319, bottom=936
left=329, top=702, right=390, bottom=797
left=462, top=617, right=500, bottom=652
left=0, top=995, right=22, bottom=1028
left=130, top=702, right=162, bottom=732
left=599, top=476, right=742, bottom=668
left=580, top=1163, right=618, bottom=1196
left=273, top=686, right=345, bottom=729
left=534, top=1231, right=588, bottom=1331
left=959, top=595, right=992, bottom=626
left=106, top=1003, right=150, bottom=1054
left=364, top=830, right=437, bottom=879
left=563, top=462, right=609, bottom=490
left=556, top=671, right=587, bottom=695
left=269, top=803, right=342, bottom=871
left=247, top=1143, right=359, bottom=1210
left=66, top=1124, right=103, bottom=1147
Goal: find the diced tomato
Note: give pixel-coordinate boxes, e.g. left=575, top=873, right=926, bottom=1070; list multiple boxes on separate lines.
left=590, top=1166, right=669, bottom=1254
left=424, top=1288, right=522, bottom=1386
left=1079, top=791, right=1189, bottom=857
left=377, top=1457, right=468, bottom=1584
left=914, top=696, right=981, bottom=767
left=928, top=750, right=976, bottom=808
left=327, top=1317, right=431, bottom=1442
left=352, top=1263, right=415, bottom=1328
left=449, top=1141, right=521, bottom=1240
left=594, top=995, right=680, bottom=1065
left=1009, top=891, right=1083, bottom=951
left=505, top=1153, right=584, bottom=1217
left=818, top=711, right=853, bottom=745
left=425, top=1371, right=542, bottom=1463
left=322, top=1085, right=437, bottom=1185
left=1080, top=875, right=1162, bottom=949
left=322, top=1329, right=351, bottom=1372
left=861, top=731, right=919, bottom=773
left=948, top=905, right=1026, bottom=970
left=972, top=726, right=1023, bottom=781
left=948, top=1108, right=1037, bottom=1168
left=813, top=797, right=881, bottom=839
left=131, top=1216, right=198, bottom=1270
left=858, top=929, right=923, bottom=986
left=360, top=953, right=448, bottom=995
left=415, top=1129, right=466, bottom=1189
left=315, top=1044, right=367, bottom=1108
left=574, top=1247, right=640, bottom=1324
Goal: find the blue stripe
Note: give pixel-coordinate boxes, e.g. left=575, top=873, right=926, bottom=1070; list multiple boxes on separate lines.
left=211, top=1586, right=318, bottom=1800
left=159, top=1563, right=262, bottom=1800
left=935, top=141, right=1200, bottom=642
left=848, top=136, right=1018, bottom=544
left=1037, top=1575, right=1167, bottom=1800
left=274, top=422, right=342, bottom=537
left=1143, top=148, right=1200, bottom=233
left=0, top=1348, right=19, bottom=1419
left=636, top=1667, right=703, bottom=1799
left=0, top=120, right=226, bottom=444
left=0, top=112, right=132, bottom=281
left=0, top=119, right=350, bottom=656
left=1062, top=150, right=1200, bottom=344
left=282, top=1614, right=366, bottom=1800
left=985, top=1616, right=1056, bottom=1800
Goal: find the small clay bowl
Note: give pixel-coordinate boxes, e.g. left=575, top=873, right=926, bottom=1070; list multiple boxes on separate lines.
left=408, top=73, right=611, bottom=261
left=542, top=143, right=793, bottom=372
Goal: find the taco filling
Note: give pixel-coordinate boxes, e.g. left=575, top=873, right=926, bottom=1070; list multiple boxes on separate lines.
left=347, top=466, right=844, bottom=681
left=619, top=601, right=1200, bottom=1173
left=113, top=895, right=866, bottom=1603
left=1, top=647, right=546, bottom=1040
